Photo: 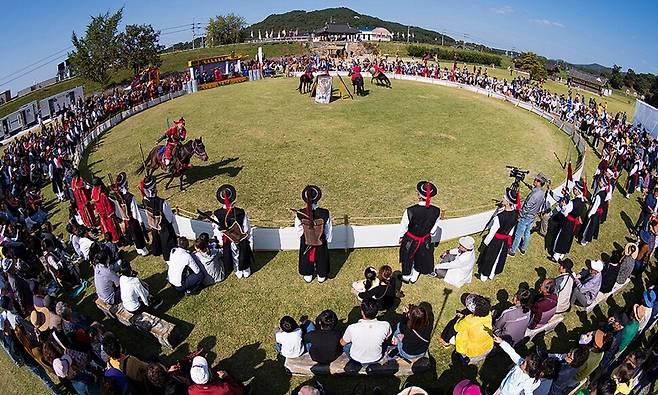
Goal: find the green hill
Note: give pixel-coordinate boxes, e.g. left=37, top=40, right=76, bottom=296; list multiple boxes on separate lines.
left=248, top=7, right=455, bottom=45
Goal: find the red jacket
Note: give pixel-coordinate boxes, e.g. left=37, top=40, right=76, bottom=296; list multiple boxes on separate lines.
left=529, top=293, right=558, bottom=329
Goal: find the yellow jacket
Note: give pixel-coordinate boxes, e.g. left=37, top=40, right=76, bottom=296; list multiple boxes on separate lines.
left=454, top=313, right=493, bottom=358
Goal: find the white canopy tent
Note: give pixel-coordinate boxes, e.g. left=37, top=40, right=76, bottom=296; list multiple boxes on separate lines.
left=633, top=100, right=658, bottom=138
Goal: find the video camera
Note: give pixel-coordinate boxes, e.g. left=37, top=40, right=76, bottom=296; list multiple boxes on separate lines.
left=507, top=165, right=530, bottom=183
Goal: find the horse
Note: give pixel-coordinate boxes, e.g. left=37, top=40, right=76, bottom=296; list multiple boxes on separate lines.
left=348, top=71, right=365, bottom=96
left=136, top=138, right=209, bottom=190
left=370, top=69, right=392, bottom=88
left=298, top=73, right=314, bottom=94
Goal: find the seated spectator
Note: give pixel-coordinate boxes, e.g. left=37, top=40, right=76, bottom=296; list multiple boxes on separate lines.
left=340, top=298, right=392, bottom=364
left=494, top=287, right=532, bottom=345
left=603, top=312, right=639, bottom=367
left=41, top=238, right=79, bottom=287
left=612, top=362, right=639, bottom=395
left=549, top=345, right=590, bottom=395
left=146, top=362, right=189, bottom=395
left=275, top=315, right=314, bottom=359
left=528, top=279, right=558, bottom=330
left=451, top=380, right=482, bottom=395
left=599, top=250, right=622, bottom=294
left=354, top=265, right=396, bottom=311
left=53, top=353, right=98, bottom=395
left=30, top=304, right=61, bottom=338
left=571, top=260, right=603, bottom=307
left=493, top=335, right=542, bottom=395
left=119, top=263, right=161, bottom=313
left=188, top=356, right=244, bottom=395
left=617, top=243, right=636, bottom=285
left=351, top=266, right=379, bottom=294
left=535, top=357, right=561, bottom=395
left=167, top=238, right=203, bottom=295
left=634, top=289, right=655, bottom=332
left=193, top=236, right=225, bottom=285
left=77, top=228, right=96, bottom=261
left=102, top=335, right=150, bottom=388
left=391, top=304, right=432, bottom=360
left=439, top=294, right=493, bottom=360
left=575, top=329, right=613, bottom=382
left=432, top=236, right=476, bottom=287
left=93, top=257, right=120, bottom=305
left=555, top=259, right=575, bottom=314
left=303, top=309, right=342, bottom=364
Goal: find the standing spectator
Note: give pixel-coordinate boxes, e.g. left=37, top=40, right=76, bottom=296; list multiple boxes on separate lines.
left=528, top=279, right=558, bottom=330
left=509, top=173, right=548, bottom=256
left=340, top=298, right=392, bottom=364
left=494, top=287, right=532, bottom=345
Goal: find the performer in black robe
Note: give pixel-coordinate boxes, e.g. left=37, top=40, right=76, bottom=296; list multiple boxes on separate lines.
left=114, top=172, right=148, bottom=256
left=140, top=175, right=176, bottom=262
left=398, top=181, right=440, bottom=284
left=295, top=185, right=332, bottom=283
left=552, top=180, right=586, bottom=261
left=213, top=184, right=253, bottom=279
left=478, top=188, right=518, bottom=281
left=580, top=178, right=608, bottom=245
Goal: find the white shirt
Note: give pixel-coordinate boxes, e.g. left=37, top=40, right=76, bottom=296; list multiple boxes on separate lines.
left=275, top=328, right=304, bottom=358
left=397, top=202, right=441, bottom=240
left=78, top=237, right=95, bottom=260
left=167, top=248, right=200, bottom=287
left=342, top=319, right=392, bottom=364
left=433, top=248, right=476, bottom=288
left=119, top=276, right=150, bottom=312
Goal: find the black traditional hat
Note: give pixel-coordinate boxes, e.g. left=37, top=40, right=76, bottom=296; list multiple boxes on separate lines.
left=216, top=184, right=237, bottom=206
left=417, top=181, right=438, bottom=208
left=115, top=172, right=128, bottom=189
left=503, top=188, right=517, bottom=204
left=573, top=180, right=585, bottom=193
left=140, top=175, right=157, bottom=197
left=302, top=185, right=322, bottom=204
left=92, top=176, right=103, bottom=187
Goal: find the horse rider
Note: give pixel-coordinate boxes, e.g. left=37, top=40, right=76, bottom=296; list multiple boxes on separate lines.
left=350, top=62, right=362, bottom=83
left=157, top=117, right=187, bottom=171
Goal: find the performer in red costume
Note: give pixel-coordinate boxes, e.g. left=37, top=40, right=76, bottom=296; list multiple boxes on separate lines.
left=70, top=169, right=95, bottom=228
left=158, top=117, right=187, bottom=170
left=91, top=177, right=121, bottom=243
left=350, top=63, right=362, bottom=83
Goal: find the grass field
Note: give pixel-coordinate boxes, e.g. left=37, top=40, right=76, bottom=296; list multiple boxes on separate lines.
left=2, top=70, right=656, bottom=395
left=82, top=77, right=570, bottom=225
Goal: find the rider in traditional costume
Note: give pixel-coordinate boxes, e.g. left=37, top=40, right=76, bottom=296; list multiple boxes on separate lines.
left=140, top=176, right=176, bottom=262
left=478, top=188, right=519, bottom=282
left=114, top=172, right=149, bottom=256
left=70, top=169, right=95, bottom=228
left=551, top=180, right=586, bottom=262
left=295, top=185, right=332, bottom=283
left=398, top=181, right=441, bottom=284
left=91, top=177, right=121, bottom=243
left=158, top=117, right=187, bottom=171
left=213, top=184, right=253, bottom=279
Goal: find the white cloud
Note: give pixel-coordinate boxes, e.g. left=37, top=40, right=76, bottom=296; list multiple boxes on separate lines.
left=530, top=18, right=565, bottom=28
left=492, top=5, right=514, bottom=14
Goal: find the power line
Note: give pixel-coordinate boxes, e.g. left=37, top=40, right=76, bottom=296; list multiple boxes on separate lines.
left=0, top=46, right=72, bottom=83
left=0, top=53, right=68, bottom=88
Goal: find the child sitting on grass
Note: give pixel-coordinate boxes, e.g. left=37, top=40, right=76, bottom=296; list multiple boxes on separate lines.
left=275, top=315, right=315, bottom=358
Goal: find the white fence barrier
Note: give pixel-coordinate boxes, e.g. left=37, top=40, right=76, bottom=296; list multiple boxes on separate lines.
left=77, top=77, right=585, bottom=251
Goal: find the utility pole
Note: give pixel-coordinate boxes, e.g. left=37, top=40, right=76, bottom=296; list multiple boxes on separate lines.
left=407, top=26, right=410, bottom=44
left=441, top=29, right=445, bottom=46
left=192, top=19, right=196, bottom=50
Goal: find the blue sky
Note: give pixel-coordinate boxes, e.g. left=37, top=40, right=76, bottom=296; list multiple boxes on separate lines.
left=1, top=0, right=656, bottom=94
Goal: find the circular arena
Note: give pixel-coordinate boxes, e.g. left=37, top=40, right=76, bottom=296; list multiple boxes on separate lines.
left=1, top=9, right=656, bottom=395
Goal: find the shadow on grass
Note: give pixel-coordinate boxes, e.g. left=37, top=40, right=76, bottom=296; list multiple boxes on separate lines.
left=329, top=249, right=353, bottom=280
left=620, top=211, right=637, bottom=234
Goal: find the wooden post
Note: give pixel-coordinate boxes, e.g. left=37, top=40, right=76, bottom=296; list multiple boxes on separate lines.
left=344, top=214, right=349, bottom=251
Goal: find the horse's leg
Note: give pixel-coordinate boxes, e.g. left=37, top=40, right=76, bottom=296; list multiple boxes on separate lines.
left=179, top=173, right=184, bottom=191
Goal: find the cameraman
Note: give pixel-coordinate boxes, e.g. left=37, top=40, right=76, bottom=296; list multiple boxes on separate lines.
left=509, top=173, right=549, bottom=256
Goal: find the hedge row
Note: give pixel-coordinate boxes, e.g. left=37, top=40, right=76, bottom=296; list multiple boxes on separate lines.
left=406, top=45, right=503, bottom=67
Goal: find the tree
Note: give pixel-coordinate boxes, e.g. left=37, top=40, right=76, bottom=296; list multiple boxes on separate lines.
left=623, top=68, right=637, bottom=91
left=69, top=8, right=123, bottom=85
left=118, top=24, right=163, bottom=74
left=608, top=64, right=623, bottom=90
left=513, top=52, right=547, bottom=81
left=206, top=13, right=246, bottom=46
left=647, top=75, right=658, bottom=107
